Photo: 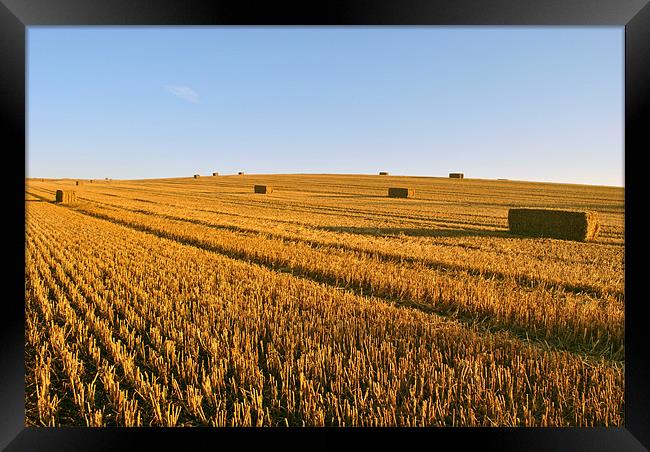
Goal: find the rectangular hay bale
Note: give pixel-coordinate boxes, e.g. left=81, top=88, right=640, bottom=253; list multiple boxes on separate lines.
left=254, top=185, right=273, bottom=194
left=449, top=173, right=464, bottom=179
left=193, top=174, right=200, bottom=179
left=238, top=172, right=245, bottom=175
left=388, top=187, right=414, bottom=198
left=508, top=208, right=600, bottom=241
left=379, top=171, right=389, bottom=175
left=212, top=172, right=219, bottom=176
left=55, top=190, right=77, bottom=204
left=76, top=180, right=84, bottom=186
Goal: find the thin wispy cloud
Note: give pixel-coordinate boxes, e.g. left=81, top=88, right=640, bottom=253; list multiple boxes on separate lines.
left=164, top=85, right=200, bottom=103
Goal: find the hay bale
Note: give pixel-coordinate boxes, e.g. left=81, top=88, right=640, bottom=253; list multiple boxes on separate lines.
left=508, top=208, right=600, bottom=241
left=212, top=172, right=219, bottom=176
left=238, top=172, right=245, bottom=175
left=388, top=187, right=414, bottom=198
left=449, top=173, right=464, bottom=179
left=193, top=174, right=200, bottom=179
left=75, top=180, right=84, bottom=186
left=379, top=171, right=389, bottom=176
left=254, top=185, right=273, bottom=194
left=55, top=190, right=77, bottom=204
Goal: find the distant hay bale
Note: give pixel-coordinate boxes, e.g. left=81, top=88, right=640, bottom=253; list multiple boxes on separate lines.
left=388, top=187, right=414, bottom=198
left=254, top=185, right=273, bottom=194
left=449, top=173, right=464, bottom=179
left=508, top=208, right=600, bottom=241
left=193, top=174, right=200, bottom=179
left=238, top=172, right=245, bottom=175
left=379, top=171, right=389, bottom=176
left=212, top=172, right=219, bottom=176
left=55, top=190, right=77, bottom=204
left=76, top=180, right=84, bottom=186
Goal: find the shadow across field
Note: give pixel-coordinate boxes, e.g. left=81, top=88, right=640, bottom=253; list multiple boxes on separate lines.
left=308, top=193, right=389, bottom=199
left=316, top=225, right=513, bottom=239
left=25, top=191, right=55, bottom=203
left=319, top=225, right=622, bottom=246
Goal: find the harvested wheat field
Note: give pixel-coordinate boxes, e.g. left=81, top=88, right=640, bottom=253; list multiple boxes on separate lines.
left=24, top=174, right=624, bottom=427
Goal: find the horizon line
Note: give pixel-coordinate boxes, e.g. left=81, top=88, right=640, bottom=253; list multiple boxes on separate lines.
left=25, top=173, right=625, bottom=188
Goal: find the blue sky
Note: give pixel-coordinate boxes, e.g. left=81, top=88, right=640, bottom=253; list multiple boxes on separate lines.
left=27, top=27, right=624, bottom=186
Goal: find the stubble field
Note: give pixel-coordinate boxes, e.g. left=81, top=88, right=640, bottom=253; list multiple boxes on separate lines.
left=24, top=174, right=624, bottom=427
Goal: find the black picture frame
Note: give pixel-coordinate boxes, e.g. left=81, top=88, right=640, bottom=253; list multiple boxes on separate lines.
left=2, top=0, right=648, bottom=450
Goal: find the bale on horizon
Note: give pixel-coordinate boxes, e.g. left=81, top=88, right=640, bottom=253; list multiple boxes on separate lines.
left=55, top=190, right=77, bottom=204
left=193, top=174, right=200, bottom=179
left=388, top=187, right=414, bottom=198
left=254, top=185, right=273, bottom=194
left=508, top=208, right=600, bottom=241
left=379, top=171, right=389, bottom=176
left=212, top=172, right=219, bottom=176
left=449, top=173, right=464, bottom=179
left=75, top=180, right=84, bottom=186
left=238, top=172, right=245, bottom=175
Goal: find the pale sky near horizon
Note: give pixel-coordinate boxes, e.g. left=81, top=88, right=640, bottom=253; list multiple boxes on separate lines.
left=27, top=27, right=624, bottom=187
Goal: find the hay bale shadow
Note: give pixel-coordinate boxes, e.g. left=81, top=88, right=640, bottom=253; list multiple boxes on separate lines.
left=317, top=226, right=511, bottom=239
left=310, top=194, right=387, bottom=199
